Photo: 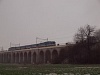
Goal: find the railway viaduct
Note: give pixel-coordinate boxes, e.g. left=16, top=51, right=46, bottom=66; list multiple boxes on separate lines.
left=0, top=45, right=70, bottom=64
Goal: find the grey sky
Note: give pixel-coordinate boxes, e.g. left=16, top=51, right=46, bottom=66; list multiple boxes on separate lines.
left=0, top=0, right=100, bottom=50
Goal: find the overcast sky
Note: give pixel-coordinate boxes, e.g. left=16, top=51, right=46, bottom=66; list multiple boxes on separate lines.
left=0, top=0, right=100, bottom=50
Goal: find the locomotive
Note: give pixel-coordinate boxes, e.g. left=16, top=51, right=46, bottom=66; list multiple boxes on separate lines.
left=8, top=41, right=56, bottom=51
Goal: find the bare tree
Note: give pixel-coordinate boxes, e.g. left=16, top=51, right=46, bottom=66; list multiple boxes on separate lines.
left=74, top=25, right=95, bottom=44
left=74, top=25, right=95, bottom=61
left=63, top=25, right=100, bottom=64
left=94, top=29, right=100, bottom=42
left=74, top=27, right=86, bottom=43
left=71, top=25, right=95, bottom=63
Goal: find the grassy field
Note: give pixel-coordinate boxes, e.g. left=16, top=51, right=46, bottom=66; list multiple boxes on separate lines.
left=0, top=64, right=100, bottom=75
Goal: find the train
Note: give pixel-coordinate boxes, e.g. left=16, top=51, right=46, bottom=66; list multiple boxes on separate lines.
left=8, top=41, right=56, bottom=51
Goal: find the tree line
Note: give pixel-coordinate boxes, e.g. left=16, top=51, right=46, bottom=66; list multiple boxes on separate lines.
left=53, top=25, right=100, bottom=64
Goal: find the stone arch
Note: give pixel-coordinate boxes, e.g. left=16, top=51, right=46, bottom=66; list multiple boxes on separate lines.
left=59, top=49, right=66, bottom=57
left=4, top=53, right=8, bottom=63
left=8, top=53, right=11, bottom=63
left=52, top=50, right=58, bottom=63
left=12, top=53, right=15, bottom=63
left=59, top=49, right=69, bottom=63
left=24, top=52, right=27, bottom=64
left=33, top=52, right=36, bottom=64
left=0, top=53, right=3, bottom=63
left=3, top=54, right=5, bottom=63
left=45, top=50, right=51, bottom=63
left=16, top=53, right=19, bottom=63
left=6, top=53, right=9, bottom=63
left=28, top=51, right=31, bottom=64
left=1, top=54, right=3, bottom=63
left=20, top=52, right=23, bottom=64
left=5, top=53, right=8, bottom=63
left=0, top=54, right=2, bottom=63
left=39, top=51, right=44, bottom=64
